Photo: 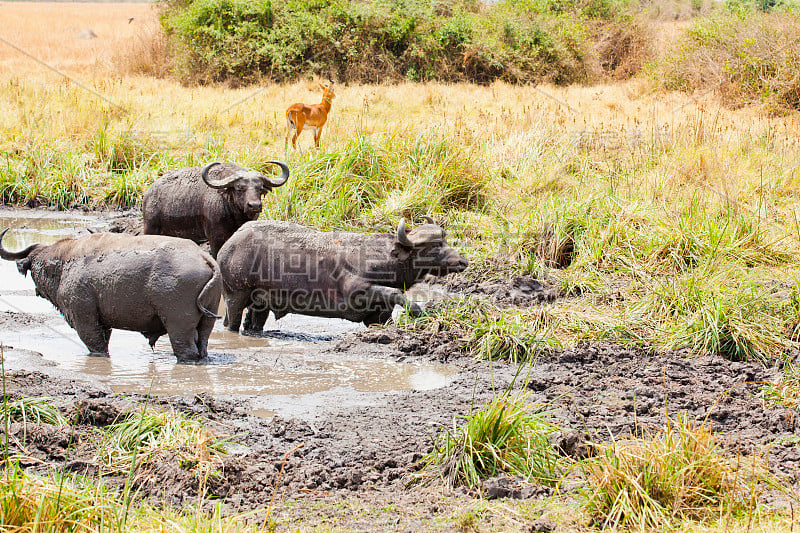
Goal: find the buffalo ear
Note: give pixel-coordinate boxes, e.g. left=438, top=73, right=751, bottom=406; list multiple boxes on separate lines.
left=16, top=258, right=31, bottom=277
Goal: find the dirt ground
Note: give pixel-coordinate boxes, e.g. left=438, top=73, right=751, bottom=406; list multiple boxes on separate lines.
left=2, top=326, right=799, bottom=530
left=1, top=210, right=799, bottom=530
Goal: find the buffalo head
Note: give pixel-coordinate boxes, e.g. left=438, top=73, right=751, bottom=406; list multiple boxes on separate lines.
left=201, top=161, right=290, bottom=219
left=394, top=217, right=468, bottom=277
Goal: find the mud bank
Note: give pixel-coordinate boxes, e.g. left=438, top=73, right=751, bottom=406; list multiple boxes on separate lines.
left=2, top=340, right=797, bottom=523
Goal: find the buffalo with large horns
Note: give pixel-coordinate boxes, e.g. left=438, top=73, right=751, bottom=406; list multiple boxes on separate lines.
left=217, top=217, right=469, bottom=332
left=0, top=229, right=222, bottom=361
left=142, top=161, right=289, bottom=257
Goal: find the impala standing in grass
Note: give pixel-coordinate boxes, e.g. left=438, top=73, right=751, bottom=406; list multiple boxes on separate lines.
left=285, top=82, right=335, bottom=150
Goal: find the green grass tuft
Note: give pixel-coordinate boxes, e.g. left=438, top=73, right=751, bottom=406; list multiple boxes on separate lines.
left=95, top=407, right=230, bottom=476
left=412, top=392, right=562, bottom=489
left=0, top=396, right=67, bottom=427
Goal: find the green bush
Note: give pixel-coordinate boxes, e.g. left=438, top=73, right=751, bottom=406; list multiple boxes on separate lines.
left=159, top=0, right=645, bottom=84
left=662, top=12, right=800, bottom=113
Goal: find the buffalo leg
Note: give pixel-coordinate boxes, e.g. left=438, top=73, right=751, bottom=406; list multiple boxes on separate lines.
left=243, top=307, right=269, bottom=333
left=142, top=217, right=159, bottom=236
left=357, top=286, right=423, bottom=326
left=73, top=320, right=111, bottom=355
left=61, top=292, right=111, bottom=354
left=243, top=288, right=269, bottom=333
left=195, top=315, right=215, bottom=358
left=224, top=290, right=250, bottom=332
left=163, top=320, right=202, bottom=361
left=362, top=306, right=394, bottom=327
left=360, top=286, right=423, bottom=314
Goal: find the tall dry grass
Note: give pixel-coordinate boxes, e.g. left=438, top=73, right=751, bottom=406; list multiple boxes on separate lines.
left=0, top=2, right=157, bottom=75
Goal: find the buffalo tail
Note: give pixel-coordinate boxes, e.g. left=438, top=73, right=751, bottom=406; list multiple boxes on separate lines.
left=197, top=255, right=222, bottom=319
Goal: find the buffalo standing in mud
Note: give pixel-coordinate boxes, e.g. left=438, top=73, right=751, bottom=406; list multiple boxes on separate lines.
left=217, top=218, right=469, bottom=332
left=0, top=229, right=221, bottom=361
left=142, top=161, right=290, bottom=257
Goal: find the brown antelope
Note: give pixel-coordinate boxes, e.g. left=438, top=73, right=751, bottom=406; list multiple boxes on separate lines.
left=285, top=82, right=335, bottom=150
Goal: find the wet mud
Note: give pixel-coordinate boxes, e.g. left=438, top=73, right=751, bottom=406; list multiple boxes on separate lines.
left=444, top=273, right=561, bottom=306
left=3, top=341, right=798, bottom=516
left=101, top=211, right=143, bottom=236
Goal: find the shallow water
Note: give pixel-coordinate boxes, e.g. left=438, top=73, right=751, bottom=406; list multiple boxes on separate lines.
left=0, top=209, right=458, bottom=417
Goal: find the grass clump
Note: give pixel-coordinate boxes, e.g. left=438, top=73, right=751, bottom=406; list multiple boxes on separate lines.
left=395, top=299, right=565, bottom=361
left=761, top=363, right=800, bottom=408
left=0, top=460, right=264, bottom=531
left=0, top=462, right=115, bottom=532
left=0, top=396, right=67, bottom=427
left=470, top=312, right=561, bottom=362
left=412, top=392, right=562, bottom=489
left=94, top=406, right=230, bottom=476
left=267, top=131, right=488, bottom=228
left=633, top=271, right=794, bottom=362
left=581, top=415, right=763, bottom=530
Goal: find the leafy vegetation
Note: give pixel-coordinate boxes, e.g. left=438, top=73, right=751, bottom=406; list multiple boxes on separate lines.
left=158, top=0, right=650, bottom=84
left=662, top=12, right=800, bottom=113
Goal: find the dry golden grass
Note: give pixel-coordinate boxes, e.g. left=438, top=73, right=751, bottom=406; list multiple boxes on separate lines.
left=4, top=67, right=800, bottom=221
left=0, top=2, right=157, bottom=74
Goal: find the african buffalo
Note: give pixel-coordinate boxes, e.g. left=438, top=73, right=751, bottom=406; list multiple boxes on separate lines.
left=0, top=229, right=221, bottom=361
left=142, top=161, right=290, bottom=257
left=217, top=217, right=469, bottom=332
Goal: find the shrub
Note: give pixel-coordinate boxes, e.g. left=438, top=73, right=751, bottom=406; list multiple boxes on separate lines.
left=662, top=12, right=800, bottom=113
left=159, top=0, right=645, bottom=84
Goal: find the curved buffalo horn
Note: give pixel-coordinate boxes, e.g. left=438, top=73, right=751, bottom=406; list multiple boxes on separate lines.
left=396, top=218, right=446, bottom=247
left=396, top=218, right=414, bottom=248
left=420, top=216, right=445, bottom=241
left=201, top=162, right=240, bottom=189
left=260, top=160, right=290, bottom=188
left=0, top=228, right=39, bottom=261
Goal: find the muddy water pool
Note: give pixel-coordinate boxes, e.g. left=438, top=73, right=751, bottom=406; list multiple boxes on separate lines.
left=0, top=209, right=458, bottom=417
